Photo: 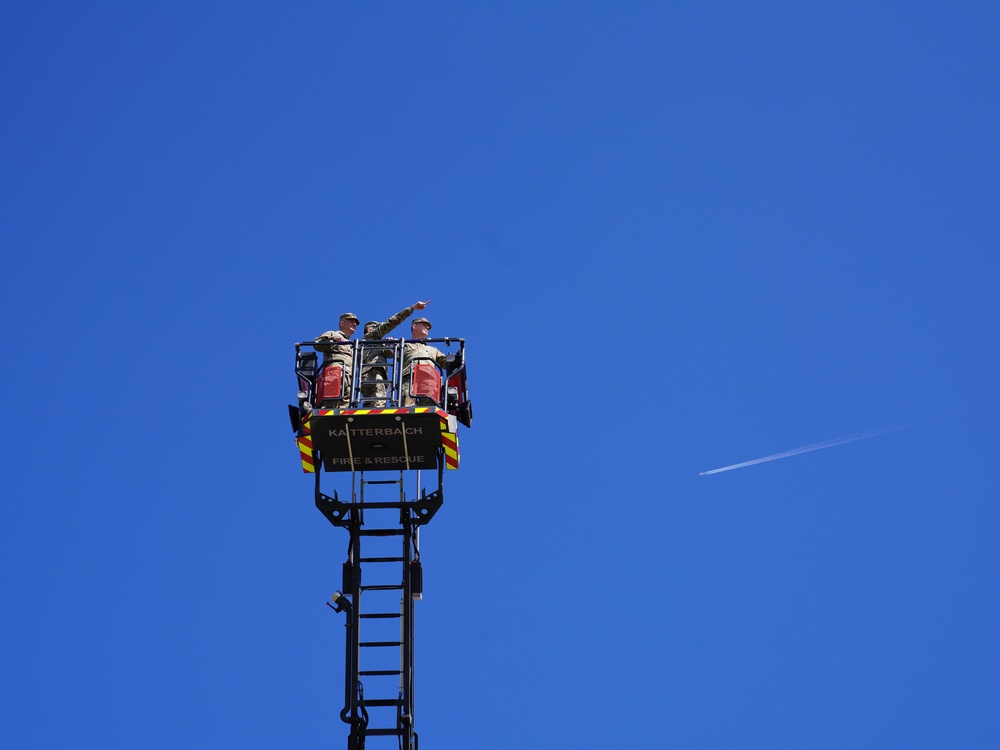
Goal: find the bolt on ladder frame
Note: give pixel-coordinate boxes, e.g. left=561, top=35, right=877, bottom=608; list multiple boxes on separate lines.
left=318, top=459, right=444, bottom=750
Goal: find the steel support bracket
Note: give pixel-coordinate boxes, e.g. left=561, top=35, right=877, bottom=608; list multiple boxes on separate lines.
left=407, top=488, right=444, bottom=526
left=316, top=490, right=352, bottom=528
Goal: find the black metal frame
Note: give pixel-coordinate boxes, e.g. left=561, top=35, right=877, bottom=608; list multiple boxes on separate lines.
left=317, top=461, right=442, bottom=750
left=294, top=337, right=469, bottom=418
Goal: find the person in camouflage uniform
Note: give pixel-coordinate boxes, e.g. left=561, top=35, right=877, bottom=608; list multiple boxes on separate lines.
left=360, top=300, right=429, bottom=407
left=401, top=317, right=448, bottom=407
left=314, top=312, right=361, bottom=407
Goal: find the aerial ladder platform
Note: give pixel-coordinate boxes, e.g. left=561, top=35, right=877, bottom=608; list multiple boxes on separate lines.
left=289, top=336, right=472, bottom=749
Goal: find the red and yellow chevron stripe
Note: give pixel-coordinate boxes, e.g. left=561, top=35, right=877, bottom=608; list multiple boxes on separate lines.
left=441, top=430, right=459, bottom=470
left=436, top=410, right=460, bottom=469
left=314, top=407, right=437, bottom=417
left=297, top=414, right=315, bottom=473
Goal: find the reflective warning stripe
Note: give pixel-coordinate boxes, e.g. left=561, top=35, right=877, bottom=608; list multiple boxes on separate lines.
left=438, top=411, right=459, bottom=469
left=441, top=431, right=459, bottom=470
left=315, top=407, right=435, bottom=416
left=298, top=415, right=315, bottom=473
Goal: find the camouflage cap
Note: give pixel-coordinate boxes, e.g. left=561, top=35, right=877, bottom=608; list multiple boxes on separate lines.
left=364, top=320, right=380, bottom=331
left=339, top=312, right=360, bottom=324
left=412, top=317, right=432, bottom=328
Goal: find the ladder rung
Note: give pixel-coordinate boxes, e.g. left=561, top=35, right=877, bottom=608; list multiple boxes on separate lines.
left=360, top=613, right=401, bottom=619
left=359, top=670, right=401, bottom=676
left=364, top=728, right=404, bottom=737
left=360, top=584, right=403, bottom=591
left=360, top=641, right=402, bottom=647
left=359, top=699, right=404, bottom=707
left=362, top=479, right=401, bottom=485
left=359, top=529, right=404, bottom=536
left=359, top=556, right=404, bottom=563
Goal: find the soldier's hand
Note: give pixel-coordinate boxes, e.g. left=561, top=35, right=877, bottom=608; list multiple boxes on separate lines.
left=414, top=300, right=429, bottom=310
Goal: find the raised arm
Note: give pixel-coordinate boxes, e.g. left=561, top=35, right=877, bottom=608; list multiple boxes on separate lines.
left=370, top=300, right=431, bottom=339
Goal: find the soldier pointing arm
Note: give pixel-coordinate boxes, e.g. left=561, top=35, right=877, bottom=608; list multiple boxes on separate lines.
left=360, top=301, right=431, bottom=406
left=363, top=300, right=430, bottom=340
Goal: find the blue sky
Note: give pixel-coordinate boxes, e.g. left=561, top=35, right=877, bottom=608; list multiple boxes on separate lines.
left=2, top=2, right=999, bottom=748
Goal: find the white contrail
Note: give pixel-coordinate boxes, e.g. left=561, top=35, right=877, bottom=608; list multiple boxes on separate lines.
left=698, top=420, right=923, bottom=476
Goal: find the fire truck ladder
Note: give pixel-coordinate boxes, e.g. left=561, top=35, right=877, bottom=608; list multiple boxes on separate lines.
left=318, top=467, right=443, bottom=750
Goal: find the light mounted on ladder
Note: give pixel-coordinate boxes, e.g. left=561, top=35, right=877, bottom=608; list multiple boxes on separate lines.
left=328, top=590, right=352, bottom=614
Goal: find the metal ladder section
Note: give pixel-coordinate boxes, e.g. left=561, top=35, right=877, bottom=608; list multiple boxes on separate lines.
left=322, top=470, right=443, bottom=750
left=355, top=340, right=403, bottom=408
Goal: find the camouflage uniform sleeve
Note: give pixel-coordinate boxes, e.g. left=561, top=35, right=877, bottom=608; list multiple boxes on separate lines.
left=370, top=305, right=415, bottom=339
left=315, top=330, right=347, bottom=353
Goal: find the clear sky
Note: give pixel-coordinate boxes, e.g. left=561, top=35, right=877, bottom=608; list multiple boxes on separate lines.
left=2, top=2, right=999, bottom=748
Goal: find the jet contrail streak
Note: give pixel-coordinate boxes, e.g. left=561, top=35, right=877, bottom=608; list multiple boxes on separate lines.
left=698, top=420, right=923, bottom=476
